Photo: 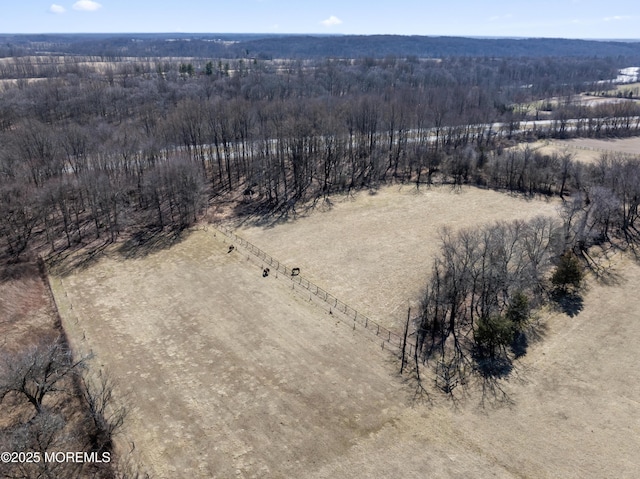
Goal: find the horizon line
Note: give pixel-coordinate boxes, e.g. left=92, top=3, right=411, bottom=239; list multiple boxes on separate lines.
left=1, top=32, right=640, bottom=42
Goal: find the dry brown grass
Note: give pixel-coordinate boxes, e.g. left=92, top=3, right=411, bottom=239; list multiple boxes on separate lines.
left=50, top=186, right=640, bottom=478
left=50, top=230, right=410, bottom=478
left=0, top=262, right=59, bottom=353
left=516, top=137, right=640, bottom=164
left=0, top=261, right=116, bottom=478
left=234, top=185, right=559, bottom=330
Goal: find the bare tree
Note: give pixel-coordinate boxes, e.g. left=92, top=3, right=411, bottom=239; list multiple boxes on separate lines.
left=416, top=217, right=560, bottom=386
left=0, top=183, right=41, bottom=260
left=80, top=370, right=127, bottom=453
left=0, top=337, right=89, bottom=415
left=0, top=409, right=74, bottom=479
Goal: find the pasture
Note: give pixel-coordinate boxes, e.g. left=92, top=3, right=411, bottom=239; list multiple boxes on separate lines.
left=524, top=137, right=640, bottom=164
left=50, top=186, right=640, bottom=478
left=233, top=185, right=559, bottom=330
left=50, top=230, right=410, bottom=478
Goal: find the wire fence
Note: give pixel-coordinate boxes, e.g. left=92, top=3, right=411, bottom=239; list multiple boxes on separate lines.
left=214, top=223, right=418, bottom=356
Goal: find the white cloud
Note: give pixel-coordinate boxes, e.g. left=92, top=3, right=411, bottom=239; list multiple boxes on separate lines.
left=49, top=4, right=66, bottom=14
left=320, top=15, right=343, bottom=27
left=489, top=13, right=513, bottom=22
left=72, top=0, right=103, bottom=11
left=603, top=15, right=630, bottom=22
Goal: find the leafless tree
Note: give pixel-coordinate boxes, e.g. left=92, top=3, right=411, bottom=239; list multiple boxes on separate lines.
left=0, top=337, right=89, bottom=415
left=0, top=183, right=41, bottom=260
left=80, top=370, right=127, bottom=453
left=416, top=217, right=560, bottom=386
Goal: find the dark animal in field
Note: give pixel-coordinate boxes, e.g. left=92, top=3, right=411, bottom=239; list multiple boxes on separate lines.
left=228, top=245, right=235, bottom=253
left=291, top=267, right=300, bottom=276
left=263, top=268, right=270, bottom=277
left=243, top=183, right=258, bottom=197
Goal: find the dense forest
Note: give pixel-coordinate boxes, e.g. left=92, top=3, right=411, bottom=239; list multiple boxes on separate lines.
left=2, top=33, right=640, bottom=60
left=1, top=49, right=639, bottom=262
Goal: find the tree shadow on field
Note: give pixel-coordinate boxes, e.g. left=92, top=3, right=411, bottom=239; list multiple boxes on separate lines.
left=510, top=331, right=529, bottom=359
left=469, top=351, right=517, bottom=408
left=117, top=227, right=188, bottom=260
left=472, top=359, right=515, bottom=408
left=0, top=259, right=39, bottom=283
left=474, top=356, right=513, bottom=381
left=46, top=227, right=191, bottom=277
left=230, top=197, right=275, bottom=226
left=524, top=319, right=548, bottom=348
left=390, top=353, right=435, bottom=408
left=46, top=239, right=111, bottom=278
left=624, top=236, right=640, bottom=267
left=580, top=243, right=623, bottom=286
left=551, top=290, right=584, bottom=317
left=231, top=196, right=313, bottom=229
left=479, top=375, right=514, bottom=408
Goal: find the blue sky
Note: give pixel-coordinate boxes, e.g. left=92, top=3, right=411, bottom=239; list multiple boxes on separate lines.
left=1, top=0, right=638, bottom=39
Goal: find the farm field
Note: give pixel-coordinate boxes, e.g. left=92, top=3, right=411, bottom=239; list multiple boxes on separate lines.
left=232, top=185, right=559, bottom=331
left=308, top=252, right=640, bottom=479
left=5, top=33, right=640, bottom=479
left=524, top=136, right=640, bottom=164
left=50, top=198, right=640, bottom=478
left=50, top=230, right=414, bottom=478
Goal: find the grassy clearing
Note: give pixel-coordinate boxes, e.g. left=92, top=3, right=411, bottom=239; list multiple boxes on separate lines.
left=50, top=230, right=411, bottom=478
left=51, top=186, right=640, bottom=478
left=234, top=185, right=559, bottom=331
left=520, top=137, right=640, bottom=164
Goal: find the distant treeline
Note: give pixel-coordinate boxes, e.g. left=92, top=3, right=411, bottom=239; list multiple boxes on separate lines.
left=2, top=34, right=640, bottom=60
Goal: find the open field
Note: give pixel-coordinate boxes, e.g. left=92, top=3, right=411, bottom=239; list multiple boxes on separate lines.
left=51, top=206, right=640, bottom=478
left=233, top=185, right=559, bottom=331
left=565, top=93, right=639, bottom=107
left=522, top=94, right=639, bottom=117
left=50, top=230, right=412, bottom=478
left=308, top=252, right=640, bottom=479
left=519, top=136, right=640, bottom=164
left=612, top=83, right=640, bottom=97
left=5, top=38, right=640, bottom=479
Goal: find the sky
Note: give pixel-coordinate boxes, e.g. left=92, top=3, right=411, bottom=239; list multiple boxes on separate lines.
left=1, top=0, right=639, bottom=39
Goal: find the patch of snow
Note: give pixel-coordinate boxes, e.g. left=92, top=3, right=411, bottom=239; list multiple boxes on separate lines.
left=615, top=66, right=640, bottom=83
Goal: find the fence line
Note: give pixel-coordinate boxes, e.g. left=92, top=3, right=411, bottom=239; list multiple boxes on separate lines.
left=213, top=223, right=416, bottom=355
